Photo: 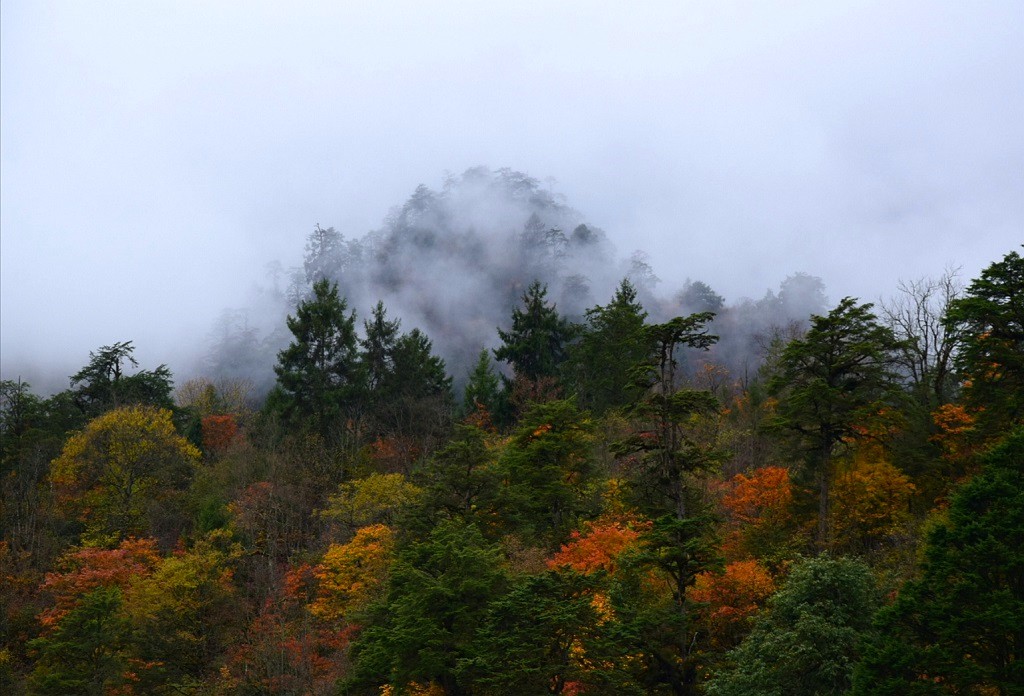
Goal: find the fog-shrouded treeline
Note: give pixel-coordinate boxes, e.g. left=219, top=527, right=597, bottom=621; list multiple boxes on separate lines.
left=203, top=167, right=830, bottom=398
left=2, top=170, right=1021, bottom=694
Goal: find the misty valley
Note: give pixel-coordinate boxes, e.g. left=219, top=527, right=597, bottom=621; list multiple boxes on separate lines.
left=2, top=170, right=1022, bottom=695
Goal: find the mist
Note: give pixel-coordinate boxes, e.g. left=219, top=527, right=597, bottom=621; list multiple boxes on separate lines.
left=2, top=1, right=1021, bottom=393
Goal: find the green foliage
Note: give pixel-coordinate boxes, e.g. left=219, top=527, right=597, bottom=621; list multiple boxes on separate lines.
left=768, top=297, right=903, bottom=546
left=465, top=569, right=627, bottom=695
left=852, top=428, right=1024, bottom=695
left=494, top=280, right=577, bottom=384
left=569, top=278, right=651, bottom=414
left=69, top=341, right=174, bottom=420
left=347, top=519, right=508, bottom=694
left=419, top=423, right=500, bottom=526
left=266, top=279, right=362, bottom=443
left=122, top=533, right=241, bottom=691
left=946, top=248, right=1024, bottom=434
left=383, top=328, right=454, bottom=439
left=27, top=586, right=128, bottom=696
left=616, top=312, right=720, bottom=521
left=706, top=555, right=879, bottom=696
left=496, top=398, right=598, bottom=542
left=462, top=348, right=502, bottom=418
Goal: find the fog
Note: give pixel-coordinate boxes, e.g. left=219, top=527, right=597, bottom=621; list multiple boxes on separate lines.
left=1, top=1, right=1021, bottom=393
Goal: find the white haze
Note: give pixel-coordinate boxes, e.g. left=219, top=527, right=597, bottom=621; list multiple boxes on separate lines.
left=1, top=1, right=1021, bottom=392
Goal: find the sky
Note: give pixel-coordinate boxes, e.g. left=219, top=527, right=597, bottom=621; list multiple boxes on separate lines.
left=2, top=0, right=1022, bottom=390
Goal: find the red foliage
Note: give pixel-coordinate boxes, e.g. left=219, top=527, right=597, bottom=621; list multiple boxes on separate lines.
left=201, top=413, right=238, bottom=454
left=38, top=537, right=161, bottom=631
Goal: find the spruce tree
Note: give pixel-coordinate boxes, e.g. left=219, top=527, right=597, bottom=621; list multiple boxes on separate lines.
left=265, top=279, right=361, bottom=443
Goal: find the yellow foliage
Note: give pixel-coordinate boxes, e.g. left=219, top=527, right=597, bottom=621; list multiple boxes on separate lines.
left=830, top=458, right=915, bottom=552
left=311, top=524, right=396, bottom=622
left=49, top=406, right=200, bottom=540
left=320, top=473, right=423, bottom=529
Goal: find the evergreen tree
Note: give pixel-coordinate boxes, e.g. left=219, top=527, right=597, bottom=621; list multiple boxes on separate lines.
left=706, top=555, right=879, bottom=696
left=27, top=586, right=129, bottom=696
left=496, top=398, right=598, bottom=541
left=265, top=279, right=362, bottom=443
left=569, top=278, right=650, bottom=414
left=945, top=248, right=1024, bottom=435
left=462, top=348, right=502, bottom=419
left=768, top=298, right=903, bottom=548
left=361, top=301, right=400, bottom=394
left=69, top=341, right=174, bottom=421
left=347, top=520, right=507, bottom=695
left=381, top=328, right=454, bottom=439
left=494, top=280, right=577, bottom=386
left=852, top=428, right=1024, bottom=695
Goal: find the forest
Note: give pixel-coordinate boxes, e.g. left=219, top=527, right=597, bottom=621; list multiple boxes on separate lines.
left=1, top=172, right=1022, bottom=695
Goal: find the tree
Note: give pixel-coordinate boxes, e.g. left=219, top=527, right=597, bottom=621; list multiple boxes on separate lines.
left=361, top=301, right=401, bottom=395
left=382, top=328, right=454, bottom=440
left=265, top=279, right=362, bottom=444
left=49, top=406, right=200, bottom=544
left=880, top=269, right=963, bottom=408
left=945, top=248, right=1024, bottom=434
left=26, top=586, right=129, bottom=695
left=496, top=399, right=598, bottom=541
left=768, top=298, right=903, bottom=548
left=121, top=533, right=240, bottom=692
left=465, top=570, right=618, bottom=695
left=618, top=313, right=719, bottom=521
left=676, top=280, right=725, bottom=314
left=320, top=473, right=423, bottom=533
left=706, top=555, right=878, bottom=696
left=690, top=559, right=775, bottom=656
left=311, top=524, right=396, bottom=623
left=347, top=520, right=508, bottom=695
left=720, top=466, right=799, bottom=565
left=69, top=341, right=174, bottom=420
left=494, top=280, right=576, bottom=390
left=852, top=428, right=1024, bottom=695
left=303, top=224, right=347, bottom=284
left=36, top=537, right=161, bottom=632
left=462, top=349, right=502, bottom=421
left=828, top=457, right=915, bottom=555
left=569, top=279, right=650, bottom=414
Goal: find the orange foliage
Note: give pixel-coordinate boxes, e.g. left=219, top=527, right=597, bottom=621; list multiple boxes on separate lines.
left=548, top=518, right=649, bottom=575
left=690, top=560, right=775, bottom=652
left=311, top=524, right=396, bottom=622
left=720, top=466, right=797, bottom=562
left=38, top=537, right=161, bottom=631
left=201, top=414, right=238, bottom=454
left=931, top=403, right=979, bottom=464
left=722, top=467, right=792, bottom=527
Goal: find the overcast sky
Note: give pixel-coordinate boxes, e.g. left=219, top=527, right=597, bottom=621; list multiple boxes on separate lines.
left=2, top=0, right=1022, bottom=387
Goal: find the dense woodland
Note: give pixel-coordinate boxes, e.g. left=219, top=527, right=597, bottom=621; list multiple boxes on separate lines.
left=1, top=178, right=1022, bottom=695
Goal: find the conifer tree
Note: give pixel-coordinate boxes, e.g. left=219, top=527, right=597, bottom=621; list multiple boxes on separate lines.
left=852, top=428, right=1024, bottom=695
left=768, top=298, right=903, bottom=548
left=494, top=280, right=576, bottom=386
left=569, top=278, right=650, bottom=414
left=265, top=279, right=362, bottom=444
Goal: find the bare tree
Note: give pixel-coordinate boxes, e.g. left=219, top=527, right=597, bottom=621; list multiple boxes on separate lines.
left=880, top=267, right=964, bottom=408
